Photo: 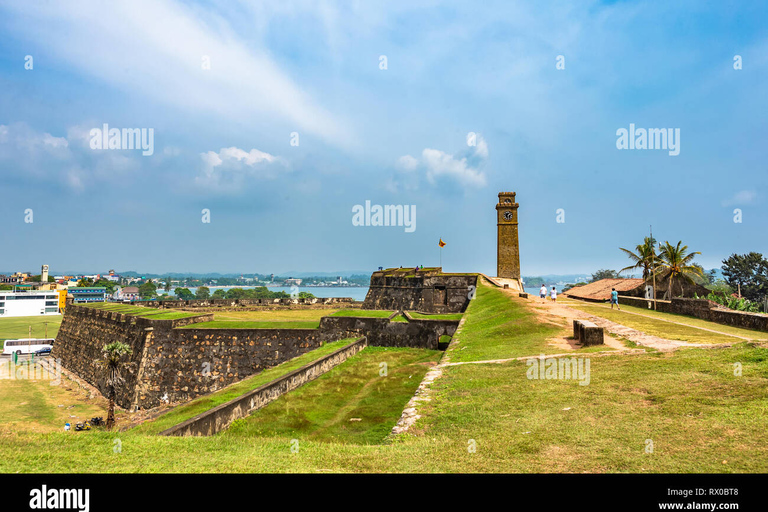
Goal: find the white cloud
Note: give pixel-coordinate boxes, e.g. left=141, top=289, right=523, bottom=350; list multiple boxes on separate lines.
left=393, top=135, right=489, bottom=190
left=1, top=0, right=353, bottom=147
left=396, top=155, right=419, bottom=171
left=0, top=122, right=142, bottom=191
left=721, top=190, right=757, bottom=207
left=421, top=148, right=487, bottom=188
left=196, top=146, right=288, bottom=193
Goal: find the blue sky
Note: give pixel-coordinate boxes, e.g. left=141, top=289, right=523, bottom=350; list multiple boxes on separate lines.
left=0, top=0, right=766, bottom=277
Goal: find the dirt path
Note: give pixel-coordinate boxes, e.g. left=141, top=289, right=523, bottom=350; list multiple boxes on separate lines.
left=567, top=301, right=758, bottom=341
left=524, top=295, right=722, bottom=351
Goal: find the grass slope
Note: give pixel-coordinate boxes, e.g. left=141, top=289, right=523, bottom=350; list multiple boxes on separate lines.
left=133, top=338, right=359, bottom=435
left=2, top=344, right=766, bottom=472
left=225, top=347, right=441, bottom=445
left=445, top=280, right=569, bottom=362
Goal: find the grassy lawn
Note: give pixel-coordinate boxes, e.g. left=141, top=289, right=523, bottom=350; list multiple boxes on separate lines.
left=418, top=342, right=768, bottom=472
left=80, top=303, right=201, bottom=320
left=330, top=309, right=395, bottom=318
left=607, top=302, right=768, bottom=341
left=0, top=361, right=108, bottom=433
left=568, top=303, right=757, bottom=344
left=133, top=338, right=361, bottom=435
left=224, top=347, right=441, bottom=445
left=445, top=280, right=572, bottom=362
left=177, top=320, right=320, bottom=329
left=0, top=315, right=62, bottom=345
left=409, top=312, right=464, bottom=321
left=2, top=278, right=767, bottom=473
left=213, top=309, right=340, bottom=322
left=2, top=343, right=765, bottom=472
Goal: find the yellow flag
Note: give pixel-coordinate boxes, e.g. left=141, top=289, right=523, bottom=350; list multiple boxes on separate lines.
left=439, top=238, right=446, bottom=248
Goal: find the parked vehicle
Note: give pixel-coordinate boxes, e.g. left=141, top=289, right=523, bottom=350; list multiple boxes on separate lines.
left=2, top=338, right=54, bottom=356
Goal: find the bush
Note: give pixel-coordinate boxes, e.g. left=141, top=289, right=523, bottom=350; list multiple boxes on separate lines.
left=698, top=292, right=762, bottom=313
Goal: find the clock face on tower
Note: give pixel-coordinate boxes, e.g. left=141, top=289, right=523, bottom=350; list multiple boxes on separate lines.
left=503, top=211, right=513, bottom=221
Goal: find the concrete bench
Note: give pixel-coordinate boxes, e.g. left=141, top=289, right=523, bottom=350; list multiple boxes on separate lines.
left=573, top=319, right=604, bottom=346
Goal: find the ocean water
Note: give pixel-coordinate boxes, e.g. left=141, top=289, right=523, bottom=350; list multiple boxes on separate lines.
left=168, top=286, right=369, bottom=302
left=524, top=286, right=565, bottom=296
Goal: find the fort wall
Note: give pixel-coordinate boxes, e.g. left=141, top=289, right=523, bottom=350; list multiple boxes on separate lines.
left=618, top=296, right=768, bottom=332
left=160, top=337, right=367, bottom=437
left=363, top=268, right=477, bottom=313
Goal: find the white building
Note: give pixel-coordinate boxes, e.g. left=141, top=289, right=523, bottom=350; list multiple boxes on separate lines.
left=0, top=291, right=61, bottom=317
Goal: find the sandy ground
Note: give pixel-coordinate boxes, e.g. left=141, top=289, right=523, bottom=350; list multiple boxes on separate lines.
left=512, top=292, right=721, bottom=351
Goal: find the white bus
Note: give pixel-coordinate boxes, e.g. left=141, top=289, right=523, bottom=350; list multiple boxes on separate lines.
left=2, top=338, right=55, bottom=356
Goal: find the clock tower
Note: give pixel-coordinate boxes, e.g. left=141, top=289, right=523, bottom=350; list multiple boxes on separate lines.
left=496, top=192, right=521, bottom=283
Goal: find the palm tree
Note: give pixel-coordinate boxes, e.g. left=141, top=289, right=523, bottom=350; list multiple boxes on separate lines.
left=619, top=236, right=657, bottom=280
left=655, top=241, right=704, bottom=299
left=95, top=341, right=133, bottom=430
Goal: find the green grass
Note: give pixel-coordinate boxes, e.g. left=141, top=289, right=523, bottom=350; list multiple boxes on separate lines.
left=329, top=309, right=395, bottom=318
left=418, top=342, right=768, bottom=472
left=80, top=303, right=201, bottom=320
left=568, top=303, right=757, bottom=344
left=609, top=302, right=768, bottom=341
left=225, top=347, right=441, bottom=445
left=3, top=278, right=767, bottom=473
left=446, top=280, right=568, bottom=362
left=2, top=343, right=766, bottom=472
left=408, top=312, right=464, bottom=321
left=0, top=315, right=62, bottom=344
left=133, top=338, right=361, bottom=435
left=0, top=361, right=108, bottom=433
left=213, top=309, right=340, bottom=322
left=177, top=320, right=320, bottom=329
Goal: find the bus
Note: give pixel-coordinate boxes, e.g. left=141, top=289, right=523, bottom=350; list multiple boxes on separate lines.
left=2, top=338, right=55, bottom=356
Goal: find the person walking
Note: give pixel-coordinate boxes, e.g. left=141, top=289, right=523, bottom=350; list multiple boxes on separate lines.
left=610, top=288, right=621, bottom=310
left=550, top=286, right=557, bottom=302
left=539, top=284, right=547, bottom=301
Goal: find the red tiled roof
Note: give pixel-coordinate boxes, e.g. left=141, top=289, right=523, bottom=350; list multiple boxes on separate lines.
left=564, top=278, right=644, bottom=300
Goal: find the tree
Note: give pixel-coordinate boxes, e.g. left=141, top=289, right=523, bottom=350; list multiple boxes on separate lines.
left=92, top=278, right=117, bottom=294
left=619, top=236, right=657, bottom=280
left=211, top=289, right=226, bottom=299
left=174, top=287, right=195, bottom=300
left=195, top=286, right=211, bottom=300
left=164, top=278, right=172, bottom=292
left=77, top=278, right=94, bottom=287
left=721, top=252, right=768, bottom=301
left=655, top=241, right=703, bottom=298
left=138, top=281, right=157, bottom=300
left=94, top=342, right=133, bottom=430
left=0, top=284, right=13, bottom=291
left=590, top=269, right=619, bottom=283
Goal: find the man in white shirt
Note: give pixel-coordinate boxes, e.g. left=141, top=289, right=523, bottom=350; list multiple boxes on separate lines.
left=539, top=284, right=547, bottom=300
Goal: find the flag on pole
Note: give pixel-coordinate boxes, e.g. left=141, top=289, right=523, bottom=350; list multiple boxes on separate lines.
left=438, top=238, right=446, bottom=247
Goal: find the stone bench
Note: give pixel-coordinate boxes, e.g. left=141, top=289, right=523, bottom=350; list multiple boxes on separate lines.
left=573, top=319, right=604, bottom=346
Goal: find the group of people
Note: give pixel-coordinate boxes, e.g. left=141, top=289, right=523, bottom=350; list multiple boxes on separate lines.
left=539, top=284, right=558, bottom=302
left=538, top=284, right=621, bottom=310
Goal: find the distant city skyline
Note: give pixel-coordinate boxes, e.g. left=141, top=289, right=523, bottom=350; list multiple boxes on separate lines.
left=1, top=1, right=766, bottom=276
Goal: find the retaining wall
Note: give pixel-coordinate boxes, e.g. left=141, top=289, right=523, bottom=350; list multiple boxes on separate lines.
left=52, top=305, right=346, bottom=410
left=159, top=337, right=368, bottom=436
left=318, top=313, right=459, bottom=349
left=618, top=296, right=768, bottom=332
